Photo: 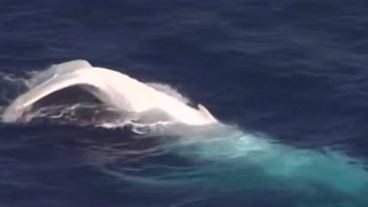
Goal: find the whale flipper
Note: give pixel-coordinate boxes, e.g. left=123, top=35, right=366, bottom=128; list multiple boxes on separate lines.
left=197, top=104, right=217, bottom=123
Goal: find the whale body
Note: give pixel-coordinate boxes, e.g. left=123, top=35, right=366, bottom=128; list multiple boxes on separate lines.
left=1, top=60, right=217, bottom=125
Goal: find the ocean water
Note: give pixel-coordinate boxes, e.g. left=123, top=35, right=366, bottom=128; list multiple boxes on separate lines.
left=1, top=0, right=368, bottom=206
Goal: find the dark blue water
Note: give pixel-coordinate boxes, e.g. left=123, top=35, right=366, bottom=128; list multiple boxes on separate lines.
left=1, top=0, right=368, bottom=206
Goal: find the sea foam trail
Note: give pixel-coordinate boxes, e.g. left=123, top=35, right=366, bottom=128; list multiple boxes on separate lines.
left=149, top=126, right=368, bottom=206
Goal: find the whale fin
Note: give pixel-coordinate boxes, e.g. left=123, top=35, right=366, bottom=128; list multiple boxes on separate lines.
left=197, top=104, right=217, bottom=123
left=51, top=59, right=92, bottom=72
left=52, top=60, right=92, bottom=71
left=28, top=60, right=92, bottom=88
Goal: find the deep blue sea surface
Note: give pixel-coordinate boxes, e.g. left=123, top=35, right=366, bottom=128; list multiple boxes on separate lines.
left=1, top=0, right=368, bottom=206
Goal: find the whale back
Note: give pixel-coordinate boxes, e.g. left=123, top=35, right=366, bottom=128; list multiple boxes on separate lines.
left=2, top=60, right=218, bottom=125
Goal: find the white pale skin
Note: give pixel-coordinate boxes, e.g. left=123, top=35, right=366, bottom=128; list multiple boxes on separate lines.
left=1, top=60, right=217, bottom=125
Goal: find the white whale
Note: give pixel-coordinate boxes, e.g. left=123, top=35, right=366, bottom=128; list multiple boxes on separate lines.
left=1, top=60, right=217, bottom=125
